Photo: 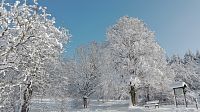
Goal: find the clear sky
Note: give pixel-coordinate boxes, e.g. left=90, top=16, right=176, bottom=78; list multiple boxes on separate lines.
left=38, top=0, right=200, bottom=57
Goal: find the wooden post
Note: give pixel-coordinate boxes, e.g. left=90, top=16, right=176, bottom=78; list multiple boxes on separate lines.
left=183, top=87, right=187, bottom=108
left=194, top=98, right=198, bottom=110
left=196, top=102, right=198, bottom=110
left=173, top=88, right=178, bottom=108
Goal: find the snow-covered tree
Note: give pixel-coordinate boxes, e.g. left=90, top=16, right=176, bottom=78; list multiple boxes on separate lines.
left=67, top=42, right=103, bottom=107
left=93, top=41, right=127, bottom=101
left=0, top=0, right=69, bottom=111
left=168, top=51, right=200, bottom=104
left=169, top=51, right=200, bottom=91
left=196, top=50, right=200, bottom=62
left=107, top=16, right=173, bottom=105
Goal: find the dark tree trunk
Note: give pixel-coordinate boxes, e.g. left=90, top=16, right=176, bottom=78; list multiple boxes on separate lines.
left=146, top=85, right=150, bottom=101
left=83, top=97, right=88, bottom=108
left=21, top=82, right=33, bottom=112
left=130, top=85, right=136, bottom=106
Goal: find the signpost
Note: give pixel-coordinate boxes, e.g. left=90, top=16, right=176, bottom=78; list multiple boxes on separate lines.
left=171, top=82, right=187, bottom=108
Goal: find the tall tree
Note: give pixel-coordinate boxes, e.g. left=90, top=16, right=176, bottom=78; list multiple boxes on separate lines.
left=107, top=16, right=173, bottom=105
left=0, top=0, right=69, bottom=111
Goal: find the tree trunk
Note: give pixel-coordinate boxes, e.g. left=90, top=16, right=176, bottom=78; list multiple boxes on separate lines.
left=21, top=83, right=33, bottom=112
left=83, top=97, right=88, bottom=108
left=130, top=85, right=136, bottom=106
left=146, top=85, right=150, bottom=101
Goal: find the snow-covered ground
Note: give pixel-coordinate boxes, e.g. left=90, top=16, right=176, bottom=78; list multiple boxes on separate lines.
left=30, top=99, right=199, bottom=112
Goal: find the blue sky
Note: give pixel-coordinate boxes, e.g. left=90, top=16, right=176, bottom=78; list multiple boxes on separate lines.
left=38, top=0, right=200, bottom=57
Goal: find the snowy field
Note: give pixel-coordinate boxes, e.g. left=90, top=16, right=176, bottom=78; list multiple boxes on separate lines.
left=29, top=99, right=199, bottom=112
